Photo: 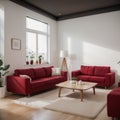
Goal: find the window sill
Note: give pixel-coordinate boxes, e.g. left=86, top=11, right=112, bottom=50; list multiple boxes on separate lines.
left=24, top=63, right=52, bottom=68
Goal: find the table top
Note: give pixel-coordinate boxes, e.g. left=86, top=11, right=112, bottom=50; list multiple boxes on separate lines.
left=56, top=81, right=97, bottom=90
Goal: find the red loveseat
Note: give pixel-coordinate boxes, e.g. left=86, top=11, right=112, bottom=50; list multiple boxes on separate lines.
left=72, top=65, right=115, bottom=88
left=7, top=66, right=67, bottom=96
left=107, top=82, right=120, bottom=120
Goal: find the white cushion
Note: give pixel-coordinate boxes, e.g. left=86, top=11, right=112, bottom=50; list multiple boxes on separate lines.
left=52, top=68, right=61, bottom=76
left=20, top=75, right=32, bottom=82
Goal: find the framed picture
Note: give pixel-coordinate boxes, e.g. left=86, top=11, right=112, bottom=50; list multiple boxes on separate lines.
left=11, top=38, right=21, bottom=50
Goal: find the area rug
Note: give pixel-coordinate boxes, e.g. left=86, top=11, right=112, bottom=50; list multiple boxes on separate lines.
left=13, top=88, right=71, bottom=108
left=13, top=88, right=110, bottom=119
left=44, top=89, right=110, bottom=119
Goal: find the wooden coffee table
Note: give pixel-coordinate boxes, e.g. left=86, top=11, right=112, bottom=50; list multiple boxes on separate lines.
left=56, top=81, right=97, bottom=101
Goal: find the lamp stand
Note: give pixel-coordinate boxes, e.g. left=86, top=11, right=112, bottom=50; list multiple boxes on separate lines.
left=61, top=57, right=68, bottom=71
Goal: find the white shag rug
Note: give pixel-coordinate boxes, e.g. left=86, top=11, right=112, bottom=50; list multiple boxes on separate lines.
left=13, top=88, right=110, bottom=119
left=13, top=88, right=71, bottom=108
left=44, top=89, right=110, bottom=119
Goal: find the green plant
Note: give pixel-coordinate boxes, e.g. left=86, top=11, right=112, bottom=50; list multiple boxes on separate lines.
left=38, top=55, right=42, bottom=59
left=118, top=61, right=120, bottom=65
left=28, top=51, right=35, bottom=60
left=71, top=77, right=77, bottom=81
left=26, top=55, right=29, bottom=61
left=0, top=59, right=10, bottom=87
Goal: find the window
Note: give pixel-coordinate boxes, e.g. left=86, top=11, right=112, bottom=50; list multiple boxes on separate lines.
left=26, top=17, right=48, bottom=64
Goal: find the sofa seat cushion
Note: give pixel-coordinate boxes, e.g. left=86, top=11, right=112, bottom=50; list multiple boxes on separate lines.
left=33, top=68, right=47, bottom=79
left=89, top=76, right=105, bottom=83
left=50, top=76, right=65, bottom=83
left=31, top=76, right=65, bottom=89
left=14, top=68, right=35, bottom=79
left=81, top=65, right=94, bottom=76
left=94, top=66, right=110, bottom=76
left=77, top=75, right=90, bottom=81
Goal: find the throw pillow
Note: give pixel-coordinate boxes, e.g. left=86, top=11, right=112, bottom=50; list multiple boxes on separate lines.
left=20, top=74, right=32, bottom=82
left=52, top=68, right=61, bottom=76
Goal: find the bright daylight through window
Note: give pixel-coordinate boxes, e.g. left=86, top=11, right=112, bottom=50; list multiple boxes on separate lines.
left=26, top=17, right=48, bottom=65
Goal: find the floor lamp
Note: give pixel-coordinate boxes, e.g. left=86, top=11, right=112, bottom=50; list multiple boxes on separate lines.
left=60, top=50, right=68, bottom=71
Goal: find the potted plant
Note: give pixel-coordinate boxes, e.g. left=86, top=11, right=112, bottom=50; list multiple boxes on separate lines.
left=38, top=55, right=42, bottom=64
left=118, top=61, right=120, bottom=65
left=70, top=77, right=77, bottom=84
left=26, top=55, right=29, bottom=65
left=29, top=51, right=35, bottom=65
left=0, top=59, right=10, bottom=98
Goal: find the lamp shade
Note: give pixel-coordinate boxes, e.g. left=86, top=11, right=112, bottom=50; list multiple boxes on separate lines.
left=60, top=50, right=67, bottom=58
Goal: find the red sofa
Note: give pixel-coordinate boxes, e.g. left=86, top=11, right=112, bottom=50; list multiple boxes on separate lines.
left=7, top=66, right=67, bottom=96
left=72, top=65, right=115, bottom=88
left=107, top=82, right=120, bottom=120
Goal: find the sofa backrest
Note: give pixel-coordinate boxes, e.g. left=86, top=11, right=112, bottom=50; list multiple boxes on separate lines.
left=80, top=65, right=94, bottom=76
left=14, top=68, right=35, bottom=79
left=94, top=66, right=110, bottom=76
left=14, top=66, right=53, bottom=80
left=33, top=67, right=47, bottom=79
left=80, top=65, right=111, bottom=76
left=43, top=66, right=53, bottom=77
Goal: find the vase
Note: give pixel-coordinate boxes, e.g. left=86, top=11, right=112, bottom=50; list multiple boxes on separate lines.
left=30, top=60, right=34, bottom=65
left=39, top=59, right=41, bottom=64
left=26, top=61, right=29, bottom=65
left=36, top=60, right=38, bottom=64
left=70, top=80, right=76, bottom=84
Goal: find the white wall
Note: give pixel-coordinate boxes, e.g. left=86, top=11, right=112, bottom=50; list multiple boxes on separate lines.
left=58, top=11, right=120, bottom=83
left=0, top=4, right=4, bottom=58
left=0, top=0, right=57, bottom=74
left=0, top=0, right=120, bottom=84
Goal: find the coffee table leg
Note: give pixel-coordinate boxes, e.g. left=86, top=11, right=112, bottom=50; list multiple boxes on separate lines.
left=80, top=90, right=83, bottom=101
left=58, top=87, right=62, bottom=97
left=93, top=86, right=95, bottom=95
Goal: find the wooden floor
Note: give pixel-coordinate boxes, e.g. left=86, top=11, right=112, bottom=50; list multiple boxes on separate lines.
left=0, top=89, right=111, bottom=120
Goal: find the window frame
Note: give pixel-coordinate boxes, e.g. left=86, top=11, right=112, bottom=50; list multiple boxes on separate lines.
left=26, top=16, right=49, bottom=64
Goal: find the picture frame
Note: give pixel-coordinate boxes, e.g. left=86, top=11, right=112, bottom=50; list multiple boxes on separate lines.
left=11, top=38, right=21, bottom=50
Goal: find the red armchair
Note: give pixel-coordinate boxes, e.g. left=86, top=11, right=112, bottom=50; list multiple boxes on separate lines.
left=107, top=82, right=120, bottom=120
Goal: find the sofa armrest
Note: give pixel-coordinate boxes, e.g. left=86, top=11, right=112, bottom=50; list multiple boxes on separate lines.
left=107, top=88, right=120, bottom=118
left=7, top=75, right=31, bottom=95
left=61, top=71, right=67, bottom=80
left=72, top=70, right=81, bottom=77
left=105, top=72, right=115, bottom=87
